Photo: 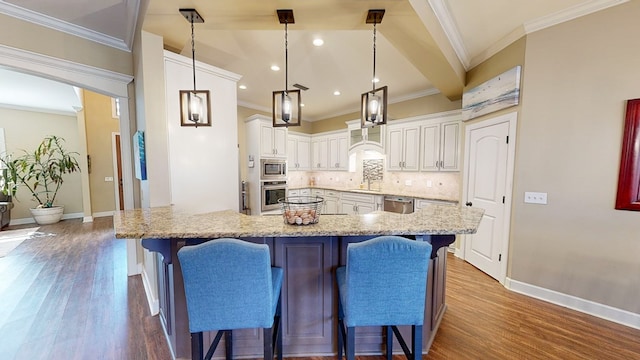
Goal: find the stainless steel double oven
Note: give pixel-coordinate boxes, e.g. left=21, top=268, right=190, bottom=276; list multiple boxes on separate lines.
left=260, top=159, right=287, bottom=212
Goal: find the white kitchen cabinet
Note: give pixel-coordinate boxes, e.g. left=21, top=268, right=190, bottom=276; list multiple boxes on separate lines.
left=386, top=122, right=420, bottom=171
left=415, top=198, right=457, bottom=209
left=287, top=133, right=311, bottom=171
left=312, top=131, right=348, bottom=171
left=260, top=122, right=287, bottom=158
left=346, top=120, right=384, bottom=151
left=322, top=190, right=340, bottom=214
left=420, top=120, right=460, bottom=171
left=339, top=192, right=382, bottom=215
left=245, top=115, right=288, bottom=159
left=328, top=134, right=349, bottom=170
left=311, top=136, right=328, bottom=170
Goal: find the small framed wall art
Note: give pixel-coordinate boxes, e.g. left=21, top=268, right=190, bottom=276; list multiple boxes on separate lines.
left=462, top=66, right=521, bottom=121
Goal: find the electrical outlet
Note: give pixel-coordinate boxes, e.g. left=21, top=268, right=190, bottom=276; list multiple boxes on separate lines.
left=426, top=180, right=433, bottom=188
left=405, top=180, right=412, bottom=186
left=524, top=191, right=547, bottom=204
left=105, top=177, right=114, bottom=182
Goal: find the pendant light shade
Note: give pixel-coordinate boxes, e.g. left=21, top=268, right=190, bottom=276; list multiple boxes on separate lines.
left=361, top=9, right=387, bottom=128
left=179, top=8, right=211, bottom=127
left=272, top=9, right=301, bottom=128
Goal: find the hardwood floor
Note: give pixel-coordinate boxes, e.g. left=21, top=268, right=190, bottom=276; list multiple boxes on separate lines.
left=1, top=217, right=639, bottom=360
left=0, top=217, right=171, bottom=360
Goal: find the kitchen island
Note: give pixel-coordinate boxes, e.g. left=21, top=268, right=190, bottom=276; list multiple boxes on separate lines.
left=114, top=205, right=483, bottom=359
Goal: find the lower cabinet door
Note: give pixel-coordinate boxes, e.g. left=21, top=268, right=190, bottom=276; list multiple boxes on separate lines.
left=274, top=236, right=337, bottom=354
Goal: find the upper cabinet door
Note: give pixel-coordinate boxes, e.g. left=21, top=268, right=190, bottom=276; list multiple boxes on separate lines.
left=297, top=136, right=311, bottom=170
left=420, top=123, right=440, bottom=171
left=386, top=123, right=420, bottom=172
left=273, top=127, right=288, bottom=158
left=259, top=123, right=287, bottom=158
left=440, top=121, right=460, bottom=171
left=419, top=119, right=461, bottom=172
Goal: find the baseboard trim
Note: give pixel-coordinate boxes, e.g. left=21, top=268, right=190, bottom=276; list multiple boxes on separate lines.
left=506, top=278, right=640, bottom=330
left=93, top=211, right=114, bottom=218
left=9, top=212, right=84, bottom=225
left=141, top=267, right=160, bottom=316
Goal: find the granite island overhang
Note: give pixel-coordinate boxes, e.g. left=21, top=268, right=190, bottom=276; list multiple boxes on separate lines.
left=114, top=204, right=484, bottom=359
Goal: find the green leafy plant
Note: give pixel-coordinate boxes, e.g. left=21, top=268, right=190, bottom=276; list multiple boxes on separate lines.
left=0, top=135, right=81, bottom=208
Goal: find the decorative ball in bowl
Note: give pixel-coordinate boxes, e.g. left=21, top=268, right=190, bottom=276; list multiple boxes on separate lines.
left=279, top=196, right=324, bottom=225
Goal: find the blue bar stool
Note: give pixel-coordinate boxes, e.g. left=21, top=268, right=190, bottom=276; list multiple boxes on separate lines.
left=177, top=238, right=283, bottom=360
left=336, top=235, right=433, bottom=360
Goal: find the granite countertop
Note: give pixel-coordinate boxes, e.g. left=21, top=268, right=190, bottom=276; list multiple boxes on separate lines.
left=113, top=204, right=484, bottom=240
left=288, top=185, right=458, bottom=203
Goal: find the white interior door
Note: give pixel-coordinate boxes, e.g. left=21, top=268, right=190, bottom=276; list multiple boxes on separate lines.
left=462, top=112, right=517, bottom=282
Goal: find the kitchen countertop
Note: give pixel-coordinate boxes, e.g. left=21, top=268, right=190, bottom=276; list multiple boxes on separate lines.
left=288, top=185, right=458, bottom=203
left=113, top=204, right=483, bottom=240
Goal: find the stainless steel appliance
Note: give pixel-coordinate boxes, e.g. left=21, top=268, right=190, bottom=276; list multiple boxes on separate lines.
left=260, top=158, right=287, bottom=180
left=261, top=181, right=288, bottom=212
left=383, top=196, right=414, bottom=214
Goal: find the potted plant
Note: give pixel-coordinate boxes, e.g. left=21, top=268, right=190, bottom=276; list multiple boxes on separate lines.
left=0, top=135, right=81, bottom=225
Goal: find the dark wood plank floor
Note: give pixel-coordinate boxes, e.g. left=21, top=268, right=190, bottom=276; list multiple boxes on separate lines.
left=1, top=217, right=639, bottom=359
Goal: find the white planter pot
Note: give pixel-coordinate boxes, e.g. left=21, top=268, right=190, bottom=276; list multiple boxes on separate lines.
left=30, top=205, right=64, bottom=225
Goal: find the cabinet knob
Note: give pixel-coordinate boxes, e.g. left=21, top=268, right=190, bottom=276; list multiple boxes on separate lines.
left=465, top=202, right=472, bottom=207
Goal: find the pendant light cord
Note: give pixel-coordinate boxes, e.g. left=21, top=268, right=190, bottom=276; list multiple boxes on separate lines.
left=372, top=21, right=377, bottom=93
left=191, top=17, right=197, bottom=91
left=285, top=21, right=289, bottom=95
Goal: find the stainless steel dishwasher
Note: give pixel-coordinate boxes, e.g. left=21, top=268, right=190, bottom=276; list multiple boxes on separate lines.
left=383, top=196, right=414, bottom=214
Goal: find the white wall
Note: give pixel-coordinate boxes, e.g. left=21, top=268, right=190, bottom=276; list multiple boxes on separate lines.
left=163, top=51, right=241, bottom=213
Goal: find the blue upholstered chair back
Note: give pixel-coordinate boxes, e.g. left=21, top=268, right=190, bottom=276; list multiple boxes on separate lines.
left=177, top=238, right=279, bottom=333
left=339, top=236, right=432, bottom=327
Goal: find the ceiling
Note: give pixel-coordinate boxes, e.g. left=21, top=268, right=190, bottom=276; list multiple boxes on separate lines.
left=0, top=0, right=628, bottom=120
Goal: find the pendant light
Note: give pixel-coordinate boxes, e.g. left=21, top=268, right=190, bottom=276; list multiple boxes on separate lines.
left=361, top=9, right=388, bottom=128
left=179, top=8, right=211, bottom=127
left=272, top=9, right=301, bottom=128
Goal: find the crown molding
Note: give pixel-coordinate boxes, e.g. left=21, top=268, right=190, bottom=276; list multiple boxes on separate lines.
left=0, top=1, right=139, bottom=52
left=430, top=0, right=628, bottom=71
left=428, top=0, right=470, bottom=70
left=300, top=88, right=442, bottom=122
left=0, top=44, right=133, bottom=97
left=0, top=102, right=77, bottom=116
left=524, top=0, right=628, bottom=33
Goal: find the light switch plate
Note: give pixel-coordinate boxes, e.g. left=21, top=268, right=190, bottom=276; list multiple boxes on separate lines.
left=524, top=191, right=547, bottom=204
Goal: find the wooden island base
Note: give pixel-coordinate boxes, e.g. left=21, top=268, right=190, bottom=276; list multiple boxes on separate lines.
left=143, top=234, right=454, bottom=359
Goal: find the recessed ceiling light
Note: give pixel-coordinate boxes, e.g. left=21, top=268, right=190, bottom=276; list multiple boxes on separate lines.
left=271, top=65, right=280, bottom=71
left=239, top=85, right=247, bottom=90
left=333, top=90, right=341, bottom=96
left=301, top=103, right=305, bottom=107
left=313, top=38, right=324, bottom=47
left=372, top=77, right=380, bottom=83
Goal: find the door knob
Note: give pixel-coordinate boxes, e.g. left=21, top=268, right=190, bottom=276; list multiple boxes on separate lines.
left=465, top=202, right=472, bottom=206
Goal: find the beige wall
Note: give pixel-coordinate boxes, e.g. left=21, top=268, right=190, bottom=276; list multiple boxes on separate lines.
left=83, top=90, right=120, bottom=214
left=0, top=14, right=132, bottom=77
left=0, top=108, right=83, bottom=219
left=311, top=92, right=462, bottom=133
left=488, top=2, right=639, bottom=313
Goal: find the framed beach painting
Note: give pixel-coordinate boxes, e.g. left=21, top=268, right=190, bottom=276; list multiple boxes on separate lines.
left=462, top=66, right=521, bottom=121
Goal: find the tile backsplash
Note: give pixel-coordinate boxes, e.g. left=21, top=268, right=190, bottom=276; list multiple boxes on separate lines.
left=287, top=170, right=460, bottom=201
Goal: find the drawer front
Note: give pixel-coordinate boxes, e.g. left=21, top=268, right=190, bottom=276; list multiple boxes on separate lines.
left=341, top=192, right=376, bottom=203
